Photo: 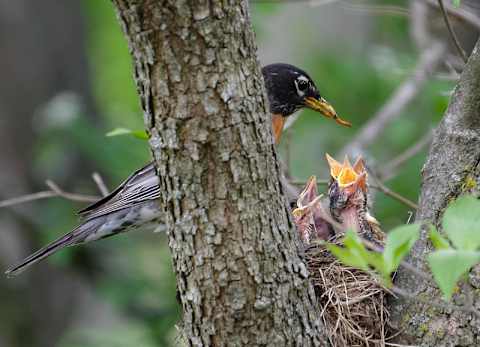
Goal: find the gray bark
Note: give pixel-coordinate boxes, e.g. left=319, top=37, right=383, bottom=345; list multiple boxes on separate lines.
left=111, top=1, right=325, bottom=346
left=390, top=39, right=480, bottom=346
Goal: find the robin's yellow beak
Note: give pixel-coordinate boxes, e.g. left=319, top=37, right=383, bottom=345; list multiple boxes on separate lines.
left=304, top=97, right=351, bottom=127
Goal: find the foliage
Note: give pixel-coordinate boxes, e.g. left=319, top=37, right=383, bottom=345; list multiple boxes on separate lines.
left=329, top=196, right=480, bottom=301
left=428, top=196, right=480, bottom=299
left=106, top=127, right=149, bottom=140
left=10, top=0, right=459, bottom=345
left=327, top=224, right=419, bottom=287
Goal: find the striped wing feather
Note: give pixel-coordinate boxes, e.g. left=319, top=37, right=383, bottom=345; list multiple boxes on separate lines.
left=78, top=162, right=161, bottom=219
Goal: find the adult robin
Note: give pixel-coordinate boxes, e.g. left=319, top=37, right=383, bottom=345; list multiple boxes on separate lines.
left=6, top=63, right=350, bottom=276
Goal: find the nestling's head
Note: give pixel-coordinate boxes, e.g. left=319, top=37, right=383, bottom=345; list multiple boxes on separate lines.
left=326, top=154, right=367, bottom=220
left=262, top=63, right=351, bottom=126
left=292, top=176, right=334, bottom=243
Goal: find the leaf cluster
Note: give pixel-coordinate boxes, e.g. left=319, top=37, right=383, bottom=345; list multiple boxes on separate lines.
left=328, top=196, right=480, bottom=300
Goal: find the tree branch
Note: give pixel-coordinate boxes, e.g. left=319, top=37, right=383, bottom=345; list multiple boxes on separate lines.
left=379, top=129, right=434, bottom=181
left=91, top=172, right=109, bottom=197
left=421, top=0, right=480, bottom=31
left=437, top=0, right=469, bottom=63
left=0, top=181, right=99, bottom=209
left=390, top=38, right=480, bottom=345
left=342, top=42, right=446, bottom=155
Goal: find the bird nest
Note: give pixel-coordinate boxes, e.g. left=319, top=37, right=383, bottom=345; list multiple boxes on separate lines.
left=305, top=240, right=391, bottom=347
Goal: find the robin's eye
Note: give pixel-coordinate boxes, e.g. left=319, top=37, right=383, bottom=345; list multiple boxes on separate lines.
left=295, top=76, right=310, bottom=96
left=297, top=79, right=308, bottom=91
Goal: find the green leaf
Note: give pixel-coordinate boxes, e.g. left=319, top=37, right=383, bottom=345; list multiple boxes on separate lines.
left=106, top=127, right=148, bottom=140
left=106, top=127, right=132, bottom=137
left=429, top=226, right=451, bottom=250
left=428, top=250, right=480, bottom=300
left=451, top=0, right=461, bottom=7
left=343, top=230, right=369, bottom=256
left=366, top=251, right=391, bottom=286
left=327, top=230, right=393, bottom=285
left=328, top=230, right=370, bottom=270
left=383, top=224, right=420, bottom=273
left=131, top=130, right=149, bottom=140
left=327, top=244, right=369, bottom=271
left=442, top=196, right=480, bottom=251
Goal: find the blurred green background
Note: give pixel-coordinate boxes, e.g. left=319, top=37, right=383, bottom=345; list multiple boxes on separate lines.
left=1, top=0, right=474, bottom=346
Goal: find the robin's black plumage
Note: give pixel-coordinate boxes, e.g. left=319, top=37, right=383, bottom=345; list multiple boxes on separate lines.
left=5, top=63, right=351, bottom=276
left=263, top=63, right=321, bottom=116
left=263, top=63, right=351, bottom=143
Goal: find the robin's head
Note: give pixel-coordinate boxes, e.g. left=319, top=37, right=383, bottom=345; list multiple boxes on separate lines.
left=262, top=63, right=351, bottom=127
left=326, top=154, right=367, bottom=218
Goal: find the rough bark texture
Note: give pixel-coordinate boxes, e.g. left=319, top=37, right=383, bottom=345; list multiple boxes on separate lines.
left=111, top=1, right=324, bottom=346
left=390, top=39, right=480, bottom=346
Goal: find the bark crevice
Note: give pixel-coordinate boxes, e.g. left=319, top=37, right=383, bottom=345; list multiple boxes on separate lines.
left=111, top=1, right=326, bottom=346
left=391, top=38, right=480, bottom=346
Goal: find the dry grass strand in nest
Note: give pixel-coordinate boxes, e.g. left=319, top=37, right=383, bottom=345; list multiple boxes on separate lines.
left=305, top=241, right=391, bottom=347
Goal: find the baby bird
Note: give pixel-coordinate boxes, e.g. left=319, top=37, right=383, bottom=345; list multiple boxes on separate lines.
left=326, top=154, right=383, bottom=244
left=292, top=176, right=334, bottom=244
left=292, top=154, right=383, bottom=246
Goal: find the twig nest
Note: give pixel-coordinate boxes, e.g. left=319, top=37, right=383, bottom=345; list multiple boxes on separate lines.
left=305, top=239, right=390, bottom=347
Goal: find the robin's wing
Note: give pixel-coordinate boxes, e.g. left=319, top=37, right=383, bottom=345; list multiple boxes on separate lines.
left=78, top=162, right=161, bottom=219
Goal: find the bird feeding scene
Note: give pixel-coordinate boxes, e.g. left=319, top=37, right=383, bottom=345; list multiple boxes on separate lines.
left=1, top=2, right=480, bottom=347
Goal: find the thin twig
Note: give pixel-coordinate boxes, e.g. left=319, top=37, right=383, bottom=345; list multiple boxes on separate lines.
left=341, top=3, right=409, bottom=17
left=406, top=211, right=414, bottom=224
left=437, top=0, right=469, bottom=63
left=0, top=181, right=99, bottom=209
left=308, top=0, right=340, bottom=6
left=92, top=172, right=109, bottom=197
left=380, top=130, right=434, bottom=181
left=309, top=0, right=410, bottom=18
left=367, top=169, right=419, bottom=210
left=342, top=42, right=446, bottom=156
left=291, top=179, right=330, bottom=186
left=375, top=182, right=418, bottom=210
left=385, top=343, right=419, bottom=347
left=0, top=191, right=59, bottom=209
left=45, top=180, right=100, bottom=202
left=423, top=0, right=480, bottom=31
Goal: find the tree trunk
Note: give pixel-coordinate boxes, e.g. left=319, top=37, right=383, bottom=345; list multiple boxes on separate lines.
left=111, top=1, right=325, bottom=346
left=390, top=39, right=480, bottom=346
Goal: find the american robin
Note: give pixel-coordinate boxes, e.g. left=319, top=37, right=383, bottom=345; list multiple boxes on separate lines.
left=6, top=63, right=350, bottom=276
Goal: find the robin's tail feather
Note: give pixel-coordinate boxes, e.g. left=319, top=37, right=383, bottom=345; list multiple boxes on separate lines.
left=5, top=220, right=100, bottom=277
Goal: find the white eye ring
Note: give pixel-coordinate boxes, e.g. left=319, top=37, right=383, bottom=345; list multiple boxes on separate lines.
left=294, top=76, right=310, bottom=96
